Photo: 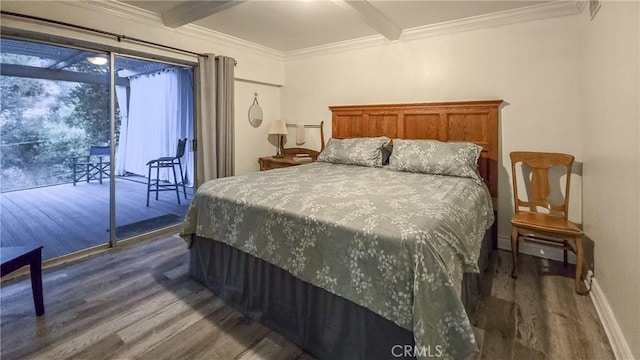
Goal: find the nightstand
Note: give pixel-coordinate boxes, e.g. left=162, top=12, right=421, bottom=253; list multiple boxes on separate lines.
left=258, top=155, right=314, bottom=171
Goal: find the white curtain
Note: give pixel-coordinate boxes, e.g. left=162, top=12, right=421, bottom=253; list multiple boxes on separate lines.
left=178, top=70, right=195, bottom=186
left=122, top=68, right=194, bottom=186
left=114, top=85, right=128, bottom=176
left=196, top=54, right=235, bottom=187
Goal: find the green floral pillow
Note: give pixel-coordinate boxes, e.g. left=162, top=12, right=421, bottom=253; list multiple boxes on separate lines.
left=317, top=137, right=390, bottom=167
left=388, top=139, right=483, bottom=183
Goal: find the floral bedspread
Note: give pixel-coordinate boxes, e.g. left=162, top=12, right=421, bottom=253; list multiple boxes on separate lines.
left=180, top=162, right=493, bottom=359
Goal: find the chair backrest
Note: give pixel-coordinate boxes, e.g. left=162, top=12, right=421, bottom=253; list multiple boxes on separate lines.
left=510, top=151, right=574, bottom=218
left=89, top=145, right=110, bottom=157
left=175, top=138, right=187, bottom=158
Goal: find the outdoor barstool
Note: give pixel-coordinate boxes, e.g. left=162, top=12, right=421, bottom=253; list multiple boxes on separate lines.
left=145, top=138, right=187, bottom=207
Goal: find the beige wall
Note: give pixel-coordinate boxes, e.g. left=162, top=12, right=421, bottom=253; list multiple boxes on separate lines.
left=282, top=6, right=640, bottom=356
left=234, top=81, right=282, bottom=175
left=282, top=14, right=586, bottom=239
left=582, top=1, right=640, bottom=357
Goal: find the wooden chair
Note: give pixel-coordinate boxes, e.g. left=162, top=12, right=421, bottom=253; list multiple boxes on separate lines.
left=509, top=151, right=587, bottom=295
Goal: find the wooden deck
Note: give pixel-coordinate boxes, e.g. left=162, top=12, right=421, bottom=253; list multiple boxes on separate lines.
left=0, top=177, right=193, bottom=260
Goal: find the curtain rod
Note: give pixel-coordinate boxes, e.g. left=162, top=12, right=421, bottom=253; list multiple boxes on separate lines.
left=1, top=10, right=207, bottom=58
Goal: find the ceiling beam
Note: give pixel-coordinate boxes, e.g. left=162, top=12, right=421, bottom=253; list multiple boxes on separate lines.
left=161, top=1, right=245, bottom=28
left=335, top=0, right=401, bottom=41
left=48, top=51, right=92, bottom=70
left=1, top=64, right=129, bottom=87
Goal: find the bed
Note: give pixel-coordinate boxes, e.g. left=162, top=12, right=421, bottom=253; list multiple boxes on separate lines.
left=181, top=100, right=503, bottom=360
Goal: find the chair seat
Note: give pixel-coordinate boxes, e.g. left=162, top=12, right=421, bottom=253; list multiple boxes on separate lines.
left=75, top=160, right=110, bottom=166
left=146, top=157, right=177, bottom=165
left=511, top=212, right=583, bottom=235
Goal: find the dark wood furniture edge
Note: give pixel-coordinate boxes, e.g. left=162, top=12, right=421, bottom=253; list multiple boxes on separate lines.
left=280, top=148, right=320, bottom=159
left=259, top=155, right=315, bottom=171
left=329, top=99, right=503, bottom=111
left=1, top=246, right=45, bottom=316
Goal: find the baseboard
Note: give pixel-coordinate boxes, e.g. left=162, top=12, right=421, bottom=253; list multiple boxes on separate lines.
left=497, top=236, right=577, bottom=264
left=589, top=278, right=634, bottom=360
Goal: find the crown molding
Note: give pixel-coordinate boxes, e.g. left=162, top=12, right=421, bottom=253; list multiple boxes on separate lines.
left=68, top=1, right=284, bottom=61
left=284, top=33, right=391, bottom=61
left=401, top=1, right=583, bottom=42
left=184, top=23, right=284, bottom=61
left=285, top=1, right=583, bottom=61
left=65, top=1, right=582, bottom=63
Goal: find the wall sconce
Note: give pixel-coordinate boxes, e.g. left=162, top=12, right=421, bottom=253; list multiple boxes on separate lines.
left=268, top=120, right=288, bottom=157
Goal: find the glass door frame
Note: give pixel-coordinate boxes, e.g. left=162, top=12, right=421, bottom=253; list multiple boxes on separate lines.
left=1, top=33, right=198, bottom=256
left=109, top=51, right=117, bottom=247
left=109, top=51, right=196, bottom=244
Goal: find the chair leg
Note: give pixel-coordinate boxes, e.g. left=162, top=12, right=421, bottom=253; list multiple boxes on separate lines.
left=511, top=226, right=519, bottom=279
left=98, top=159, right=103, bottom=184
left=146, top=164, right=152, bottom=207
left=172, top=164, right=180, bottom=205
left=177, top=159, right=187, bottom=199
left=155, top=165, right=160, bottom=201
left=574, top=236, right=588, bottom=295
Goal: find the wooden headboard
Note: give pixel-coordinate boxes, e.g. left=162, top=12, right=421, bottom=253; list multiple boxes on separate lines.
left=329, top=100, right=503, bottom=199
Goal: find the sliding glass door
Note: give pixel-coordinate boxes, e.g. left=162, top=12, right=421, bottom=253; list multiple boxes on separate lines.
left=0, top=38, right=195, bottom=260
left=112, top=55, right=194, bottom=240
left=0, top=39, right=112, bottom=259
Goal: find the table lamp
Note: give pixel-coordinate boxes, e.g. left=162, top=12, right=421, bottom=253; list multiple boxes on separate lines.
left=268, top=120, right=288, bottom=157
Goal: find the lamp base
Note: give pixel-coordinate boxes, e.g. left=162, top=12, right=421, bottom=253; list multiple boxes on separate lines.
left=274, top=135, right=285, bottom=158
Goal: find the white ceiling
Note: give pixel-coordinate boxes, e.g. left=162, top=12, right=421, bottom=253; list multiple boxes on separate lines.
left=121, top=1, right=548, bottom=52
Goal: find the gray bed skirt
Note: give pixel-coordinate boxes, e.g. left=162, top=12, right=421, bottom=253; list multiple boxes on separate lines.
left=189, top=231, right=492, bottom=360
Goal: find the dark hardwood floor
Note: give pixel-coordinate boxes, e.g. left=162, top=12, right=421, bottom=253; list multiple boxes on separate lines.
left=0, top=235, right=613, bottom=359
left=0, top=177, right=193, bottom=260
left=474, top=251, right=613, bottom=359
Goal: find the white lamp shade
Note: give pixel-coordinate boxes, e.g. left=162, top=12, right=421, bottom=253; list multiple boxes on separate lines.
left=269, top=120, right=288, bottom=135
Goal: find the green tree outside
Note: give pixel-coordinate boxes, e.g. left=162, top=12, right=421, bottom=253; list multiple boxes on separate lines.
left=1, top=67, right=121, bottom=192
